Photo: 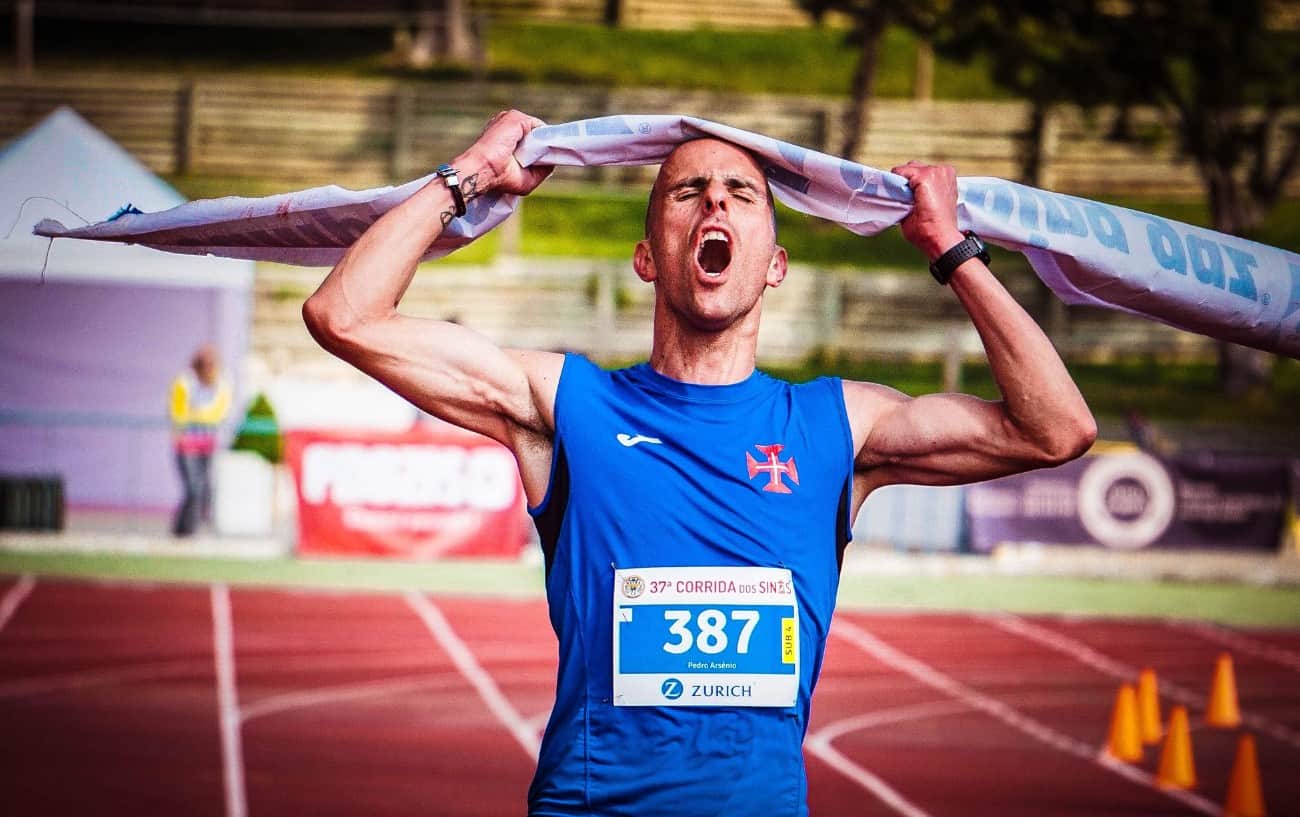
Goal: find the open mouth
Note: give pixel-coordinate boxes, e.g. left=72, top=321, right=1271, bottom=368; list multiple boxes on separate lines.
left=697, top=229, right=732, bottom=277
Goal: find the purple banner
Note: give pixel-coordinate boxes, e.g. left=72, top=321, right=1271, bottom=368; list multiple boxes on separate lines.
left=966, top=449, right=1289, bottom=552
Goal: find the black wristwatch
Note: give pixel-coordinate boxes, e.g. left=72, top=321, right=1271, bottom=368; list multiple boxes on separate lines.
left=437, top=163, right=467, bottom=218
left=929, top=231, right=990, bottom=285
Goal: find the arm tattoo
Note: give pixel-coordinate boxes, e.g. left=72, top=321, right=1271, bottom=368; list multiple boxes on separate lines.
left=462, top=173, right=481, bottom=202
left=439, top=172, right=482, bottom=227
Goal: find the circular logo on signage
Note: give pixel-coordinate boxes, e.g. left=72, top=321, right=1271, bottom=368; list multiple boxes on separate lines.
left=661, top=678, right=684, bottom=700
left=622, top=575, right=645, bottom=599
left=1077, top=452, right=1176, bottom=550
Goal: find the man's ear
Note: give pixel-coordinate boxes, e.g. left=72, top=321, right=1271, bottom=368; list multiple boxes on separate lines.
left=633, top=239, right=657, bottom=283
left=765, top=245, right=788, bottom=288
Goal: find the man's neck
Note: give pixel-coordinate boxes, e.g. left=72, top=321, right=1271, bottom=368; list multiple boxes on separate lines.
left=647, top=304, right=762, bottom=385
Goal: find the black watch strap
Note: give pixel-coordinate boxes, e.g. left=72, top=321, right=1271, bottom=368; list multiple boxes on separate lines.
left=437, top=163, right=467, bottom=217
left=929, top=231, right=991, bottom=285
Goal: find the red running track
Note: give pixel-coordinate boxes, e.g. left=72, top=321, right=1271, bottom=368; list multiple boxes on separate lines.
left=1, top=575, right=1297, bottom=817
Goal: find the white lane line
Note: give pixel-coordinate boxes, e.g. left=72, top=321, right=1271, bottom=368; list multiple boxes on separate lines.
left=1173, top=620, right=1300, bottom=674
left=806, top=700, right=967, bottom=817
left=832, top=618, right=1222, bottom=817
left=404, top=591, right=540, bottom=760
left=984, top=613, right=1300, bottom=751
left=524, top=710, right=552, bottom=735
left=0, top=660, right=210, bottom=699
left=810, top=699, right=979, bottom=745
left=0, top=574, right=36, bottom=634
left=211, top=584, right=248, bottom=817
left=240, top=672, right=465, bottom=723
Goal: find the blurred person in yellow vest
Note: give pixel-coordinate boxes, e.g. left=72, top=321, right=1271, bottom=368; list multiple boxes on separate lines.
left=169, top=344, right=231, bottom=537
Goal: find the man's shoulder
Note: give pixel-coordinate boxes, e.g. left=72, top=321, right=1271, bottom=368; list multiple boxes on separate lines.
left=840, top=378, right=907, bottom=404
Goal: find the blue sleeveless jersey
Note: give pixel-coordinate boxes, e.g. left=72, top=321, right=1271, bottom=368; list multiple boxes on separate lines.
left=529, top=355, right=854, bottom=817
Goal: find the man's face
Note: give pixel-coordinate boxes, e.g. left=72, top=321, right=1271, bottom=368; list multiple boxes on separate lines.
left=193, top=345, right=218, bottom=385
left=635, top=139, right=786, bottom=332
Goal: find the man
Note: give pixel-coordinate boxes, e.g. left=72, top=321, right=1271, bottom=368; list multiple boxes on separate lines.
left=169, top=344, right=231, bottom=536
left=303, top=111, right=1095, bottom=816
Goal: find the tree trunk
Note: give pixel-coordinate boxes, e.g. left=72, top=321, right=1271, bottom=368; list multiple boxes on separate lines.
left=404, top=0, right=476, bottom=66
left=15, top=0, right=33, bottom=79
left=1204, top=165, right=1264, bottom=237
left=1020, top=102, right=1048, bottom=187
left=913, top=37, right=934, bottom=101
left=440, top=0, right=476, bottom=63
left=841, top=14, right=886, bottom=160
left=1201, top=160, right=1273, bottom=397
left=604, top=0, right=623, bottom=27
left=1020, top=101, right=1070, bottom=347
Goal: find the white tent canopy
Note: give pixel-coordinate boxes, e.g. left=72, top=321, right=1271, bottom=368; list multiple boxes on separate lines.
left=0, top=106, right=252, bottom=288
left=0, top=107, right=255, bottom=510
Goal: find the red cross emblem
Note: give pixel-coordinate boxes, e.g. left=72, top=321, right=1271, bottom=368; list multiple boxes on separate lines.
left=746, top=443, right=799, bottom=494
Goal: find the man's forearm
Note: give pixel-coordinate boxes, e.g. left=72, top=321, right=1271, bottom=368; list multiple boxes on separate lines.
left=313, top=155, right=493, bottom=331
left=949, top=258, right=1094, bottom=457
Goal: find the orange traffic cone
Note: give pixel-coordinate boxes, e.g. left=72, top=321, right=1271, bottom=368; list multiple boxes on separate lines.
left=1208, top=652, right=1243, bottom=728
left=1137, top=667, right=1163, bottom=745
left=1156, top=705, right=1197, bottom=789
left=1104, top=683, right=1143, bottom=762
left=1225, top=733, right=1266, bottom=817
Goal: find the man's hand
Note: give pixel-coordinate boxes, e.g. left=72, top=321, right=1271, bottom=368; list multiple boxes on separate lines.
left=456, top=110, right=554, bottom=197
left=891, top=160, right=965, bottom=261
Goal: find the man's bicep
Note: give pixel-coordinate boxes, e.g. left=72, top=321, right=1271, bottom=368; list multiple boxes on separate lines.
left=335, top=314, right=558, bottom=444
left=847, top=383, right=1048, bottom=489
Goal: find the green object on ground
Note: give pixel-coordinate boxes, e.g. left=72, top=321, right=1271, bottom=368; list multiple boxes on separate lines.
left=230, top=392, right=283, bottom=464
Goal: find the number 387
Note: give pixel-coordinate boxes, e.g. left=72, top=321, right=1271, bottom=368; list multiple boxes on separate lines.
left=662, top=609, right=759, bottom=655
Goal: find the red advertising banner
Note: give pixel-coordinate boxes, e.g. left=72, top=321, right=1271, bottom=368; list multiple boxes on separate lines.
left=284, top=425, right=530, bottom=559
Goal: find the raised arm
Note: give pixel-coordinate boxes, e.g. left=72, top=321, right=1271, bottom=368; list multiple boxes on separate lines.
left=301, top=110, right=560, bottom=504
left=846, top=161, right=1097, bottom=499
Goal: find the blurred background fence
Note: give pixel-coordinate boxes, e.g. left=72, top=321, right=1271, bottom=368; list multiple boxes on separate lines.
left=5, top=73, right=1291, bottom=197
left=253, top=259, right=1216, bottom=378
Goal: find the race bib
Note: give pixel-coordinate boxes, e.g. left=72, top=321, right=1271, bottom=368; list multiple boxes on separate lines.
left=612, top=566, right=799, bottom=707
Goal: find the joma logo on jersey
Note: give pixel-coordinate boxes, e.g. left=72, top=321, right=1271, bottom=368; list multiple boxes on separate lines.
left=746, top=443, right=799, bottom=494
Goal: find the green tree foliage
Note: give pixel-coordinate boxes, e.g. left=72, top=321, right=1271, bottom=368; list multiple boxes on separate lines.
left=938, top=0, right=1300, bottom=393
left=799, top=0, right=948, bottom=158
left=940, top=0, right=1300, bottom=236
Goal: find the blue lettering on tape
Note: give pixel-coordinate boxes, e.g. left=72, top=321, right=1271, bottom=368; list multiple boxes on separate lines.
left=1188, top=235, right=1226, bottom=288
left=964, top=181, right=1015, bottom=223
left=1223, top=246, right=1259, bottom=301
left=839, top=160, right=866, bottom=190
left=532, top=123, right=581, bottom=140
left=582, top=117, right=634, bottom=136
left=1043, top=195, right=1089, bottom=238
left=1083, top=203, right=1130, bottom=254
left=1143, top=217, right=1187, bottom=275
left=1016, top=187, right=1041, bottom=231
left=777, top=142, right=807, bottom=171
